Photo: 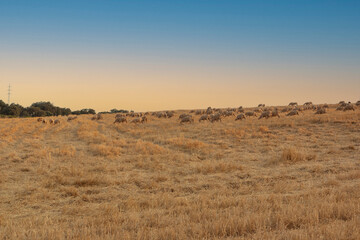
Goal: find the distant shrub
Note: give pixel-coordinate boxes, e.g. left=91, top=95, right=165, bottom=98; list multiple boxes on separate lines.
left=31, top=102, right=71, bottom=116
left=72, top=109, right=96, bottom=115
left=110, top=109, right=129, bottom=113
left=1, top=103, right=23, bottom=116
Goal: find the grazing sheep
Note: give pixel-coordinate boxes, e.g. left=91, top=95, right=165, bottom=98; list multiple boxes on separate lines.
left=355, top=101, right=360, bottom=106
left=343, top=104, right=355, bottom=111
left=286, top=110, right=299, bottom=116
left=253, top=108, right=262, bottom=113
left=303, top=102, right=313, bottom=110
left=49, top=119, right=54, bottom=124
left=206, top=107, right=213, bottom=115
left=42, top=119, right=47, bottom=124
left=67, top=116, right=77, bottom=121
left=195, top=110, right=203, bottom=115
left=245, top=111, right=257, bottom=117
left=238, top=107, right=244, bottom=113
left=129, top=112, right=140, bottom=118
left=91, top=114, right=103, bottom=120
left=179, top=114, right=191, bottom=119
left=315, top=108, right=326, bottom=114
left=271, top=109, right=280, bottom=118
left=258, top=104, right=265, bottom=108
left=223, top=110, right=235, bottom=117
left=339, top=102, right=347, bottom=107
left=54, top=119, right=60, bottom=125
left=115, top=113, right=125, bottom=118
left=336, top=106, right=344, bottom=111
left=288, top=102, right=298, bottom=106
left=293, top=107, right=303, bottom=112
left=180, top=116, right=194, bottom=124
left=209, top=113, right=222, bottom=123
left=235, top=114, right=245, bottom=121
left=322, top=104, right=329, bottom=108
left=37, top=118, right=43, bottom=122
left=131, top=118, right=141, bottom=123
left=166, top=111, right=174, bottom=118
left=141, top=116, right=147, bottom=123
left=259, top=111, right=271, bottom=119
left=156, top=112, right=166, bottom=118
left=199, top=115, right=209, bottom=122
left=281, top=108, right=290, bottom=113
left=114, top=117, right=127, bottom=123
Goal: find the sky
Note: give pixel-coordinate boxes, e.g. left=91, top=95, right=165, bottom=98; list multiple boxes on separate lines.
left=0, top=0, right=359, bottom=112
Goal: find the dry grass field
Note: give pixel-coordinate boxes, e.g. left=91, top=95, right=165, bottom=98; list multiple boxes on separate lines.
left=1, top=105, right=360, bottom=239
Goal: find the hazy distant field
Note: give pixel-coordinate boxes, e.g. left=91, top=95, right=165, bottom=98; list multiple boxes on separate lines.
left=1, top=106, right=359, bottom=239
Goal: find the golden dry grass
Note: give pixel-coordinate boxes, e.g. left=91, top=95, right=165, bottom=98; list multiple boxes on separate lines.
left=0, top=107, right=360, bottom=239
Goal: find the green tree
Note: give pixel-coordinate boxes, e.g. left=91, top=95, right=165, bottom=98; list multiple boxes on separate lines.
left=2, top=103, right=23, bottom=117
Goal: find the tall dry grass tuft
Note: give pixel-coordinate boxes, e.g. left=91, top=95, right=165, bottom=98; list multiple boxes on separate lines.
left=194, top=160, right=243, bottom=174
left=90, top=144, right=121, bottom=157
left=267, top=146, right=317, bottom=166
left=167, top=136, right=209, bottom=152
left=53, top=145, right=76, bottom=157
left=281, top=147, right=304, bottom=162
left=77, top=120, right=107, bottom=143
left=221, top=128, right=245, bottom=138
left=135, top=140, right=166, bottom=155
left=259, top=126, right=270, bottom=133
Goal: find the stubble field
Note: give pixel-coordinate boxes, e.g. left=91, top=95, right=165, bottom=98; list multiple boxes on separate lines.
left=0, top=105, right=360, bottom=239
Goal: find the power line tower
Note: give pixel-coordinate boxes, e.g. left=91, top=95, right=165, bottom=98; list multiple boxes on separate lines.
left=8, top=84, right=11, bottom=105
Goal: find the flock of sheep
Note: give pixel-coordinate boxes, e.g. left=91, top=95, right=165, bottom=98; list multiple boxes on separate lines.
left=37, top=100, right=359, bottom=125
left=110, top=101, right=359, bottom=124
left=174, top=101, right=357, bottom=124
left=37, top=116, right=78, bottom=125
left=37, top=117, right=61, bottom=125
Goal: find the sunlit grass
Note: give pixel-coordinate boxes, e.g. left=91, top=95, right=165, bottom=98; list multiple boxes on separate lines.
left=0, top=106, right=359, bottom=239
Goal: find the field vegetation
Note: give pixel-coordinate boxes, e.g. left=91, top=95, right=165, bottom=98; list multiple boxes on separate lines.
left=0, top=104, right=359, bottom=239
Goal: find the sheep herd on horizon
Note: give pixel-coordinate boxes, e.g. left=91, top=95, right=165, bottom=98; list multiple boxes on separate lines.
left=37, top=100, right=359, bottom=125
left=111, top=100, right=359, bottom=124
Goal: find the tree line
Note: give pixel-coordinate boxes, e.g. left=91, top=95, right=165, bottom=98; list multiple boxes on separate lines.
left=0, top=99, right=133, bottom=118
left=0, top=100, right=71, bottom=117
left=0, top=100, right=130, bottom=118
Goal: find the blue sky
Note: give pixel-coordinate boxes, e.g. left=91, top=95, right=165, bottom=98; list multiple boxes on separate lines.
left=0, top=1, right=359, bottom=111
